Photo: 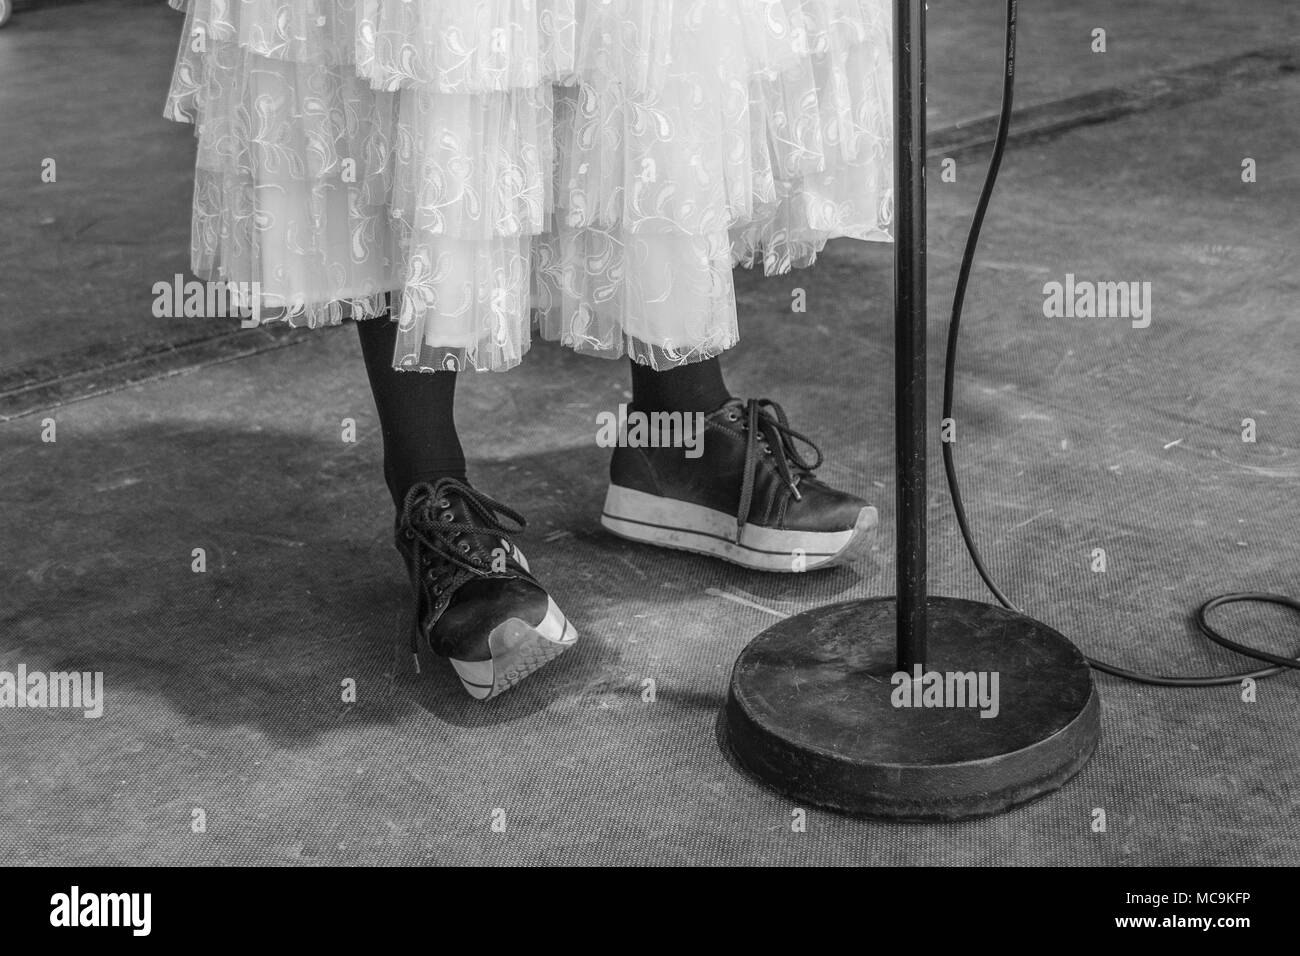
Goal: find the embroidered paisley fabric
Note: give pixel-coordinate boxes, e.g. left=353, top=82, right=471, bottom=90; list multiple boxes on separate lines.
left=164, top=0, right=893, bottom=372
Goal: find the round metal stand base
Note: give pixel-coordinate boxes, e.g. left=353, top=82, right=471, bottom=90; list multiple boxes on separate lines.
left=718, top=596, right=1101, bottom=820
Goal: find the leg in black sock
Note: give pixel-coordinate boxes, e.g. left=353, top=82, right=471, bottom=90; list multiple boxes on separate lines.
left=357, top=315, right=466, bottom=507
left=362, top=317, right=573, bottom=700
left=628, top=356, right=731, bottom=415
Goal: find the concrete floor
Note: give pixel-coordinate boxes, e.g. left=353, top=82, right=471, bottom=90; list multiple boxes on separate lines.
left=1, top=0, right=1297, bottom=865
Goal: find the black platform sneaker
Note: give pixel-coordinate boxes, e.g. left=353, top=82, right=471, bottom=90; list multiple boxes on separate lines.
left=600, top=398, right=877, bottom=572
left=395, top=478, right=576, bottom=700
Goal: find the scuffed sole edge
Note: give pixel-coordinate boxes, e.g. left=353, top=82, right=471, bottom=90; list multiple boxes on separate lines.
left=601, top=484, right=878, bottom=573
left=449, top=597, right=577, bottom=700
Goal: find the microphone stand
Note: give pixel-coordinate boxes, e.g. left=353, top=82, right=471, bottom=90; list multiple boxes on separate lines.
left=716, top=0, right=1101, bottom=819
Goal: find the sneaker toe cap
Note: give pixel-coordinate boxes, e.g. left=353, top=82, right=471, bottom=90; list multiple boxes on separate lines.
left=786, top=487, right=874, bottom=532
left=433, top=576, right=552, bottom=659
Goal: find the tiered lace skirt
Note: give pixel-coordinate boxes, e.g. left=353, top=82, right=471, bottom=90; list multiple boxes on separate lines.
left=164, top=0, right=893, bottom=371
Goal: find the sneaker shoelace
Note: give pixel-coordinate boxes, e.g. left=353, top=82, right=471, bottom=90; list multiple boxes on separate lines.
left=732, top=398, right=825, bottom=543
left=398, top=478, right=527, bottom=665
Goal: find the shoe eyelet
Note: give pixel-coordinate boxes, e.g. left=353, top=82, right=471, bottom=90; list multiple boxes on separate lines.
left=459, top=542, right=471, bottom=554
left=403, top=529, right=415, bottom=540
left=727, top=412, right=739, bottom=422
left=441, top=512, right=454, bottom=523
left=437, top=498, right=450, bottom=508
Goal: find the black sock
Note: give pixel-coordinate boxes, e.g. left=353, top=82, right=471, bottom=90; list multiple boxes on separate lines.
left=628, top=357, right=732, bottom=415
left=357, top=315, right=467, bottom=507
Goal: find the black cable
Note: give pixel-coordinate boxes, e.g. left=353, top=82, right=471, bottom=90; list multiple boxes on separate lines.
left=941, top=0, right=1300, bottom=686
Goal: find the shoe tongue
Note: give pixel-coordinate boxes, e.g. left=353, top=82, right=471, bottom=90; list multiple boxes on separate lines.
left=426, top=480, right=486, bottom=518
left=412, top=479, right=523, bottom=554
left=442, top=496, right=510, bottom=553
left=428, top=476, right=473, bottom=498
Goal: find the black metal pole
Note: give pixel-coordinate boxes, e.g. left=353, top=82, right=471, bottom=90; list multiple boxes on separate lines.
left=894, top=0, right=927, bottom=671
left=718, top=0, right=1101, bottom=820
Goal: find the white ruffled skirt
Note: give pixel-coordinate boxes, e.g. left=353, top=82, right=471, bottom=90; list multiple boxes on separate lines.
left=164, top=0, right=893, bottom=371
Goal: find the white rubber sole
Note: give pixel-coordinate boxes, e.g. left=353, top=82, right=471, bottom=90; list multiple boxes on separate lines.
left=448, top=596, right=577, bottom=700
left=600, top=484, right=877, bottom=572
